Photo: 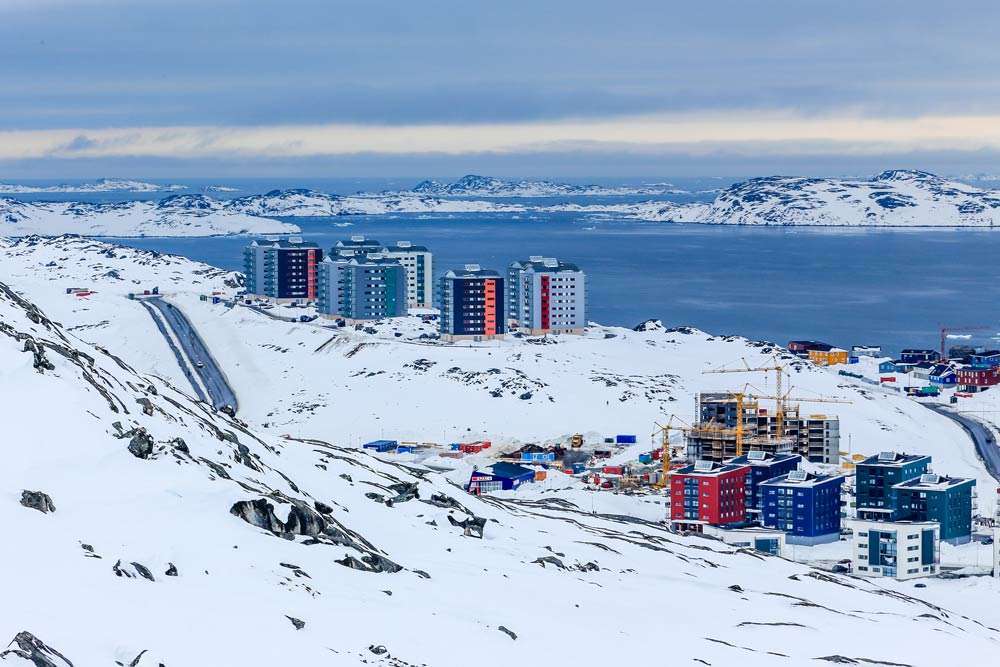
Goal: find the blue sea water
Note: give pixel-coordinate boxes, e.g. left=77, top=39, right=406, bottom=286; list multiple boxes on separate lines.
left=101, top=214, right=1000, bottom=356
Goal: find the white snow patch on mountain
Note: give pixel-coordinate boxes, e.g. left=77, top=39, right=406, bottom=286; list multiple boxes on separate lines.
left=0, top=195, right=299, bottom=237
left=405, top=174, right=685, bottom=197
left=0, top=178, right=187, bottom=193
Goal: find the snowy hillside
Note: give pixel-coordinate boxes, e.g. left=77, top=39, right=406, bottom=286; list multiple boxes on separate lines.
left=0, top=194, right=299, bottom=237
left=0, top=178, right=187, bottom=193
left=408, top=174, right=683, bottom=197
left=625, top=170, right=1000, bottom=226
left=3, top=236, right=993, bottom=507
left=5, top=244, right=1000, bottom=665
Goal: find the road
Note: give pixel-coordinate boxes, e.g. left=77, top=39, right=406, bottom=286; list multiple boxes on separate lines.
left=926, top=403, right=1000, bottom=482
left=142, top=296, right=239, bottom=413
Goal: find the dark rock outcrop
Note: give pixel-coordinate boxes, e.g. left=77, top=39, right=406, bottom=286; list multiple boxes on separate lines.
left=19, top=490, right=55, bottom=514
left=127, top=430, right=155, bottom=459
left=1, top=631, right=74, bottom=666
left=285, top=616, right=305, bottom=630
left=230, top=499, right=285, bottom=534
left=447, top=514, right=486, bottom=539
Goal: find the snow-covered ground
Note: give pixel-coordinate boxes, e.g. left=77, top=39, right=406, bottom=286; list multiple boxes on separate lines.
left=0, top=178, right=187, bottom=193
left=5, top=237, right=1000, bottom=665
left=0, top=195, right=299, bottom=237
left=2, top=236, right=992, bottom=508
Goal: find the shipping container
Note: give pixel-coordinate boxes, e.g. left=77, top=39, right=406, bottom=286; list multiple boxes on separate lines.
left=616, top=434, right=638, bottom=445
left=602, top=465, right=624, bottom=475
left=638, top=453, right=653, bottom=464
left=534, top=470, right=547, bottom=481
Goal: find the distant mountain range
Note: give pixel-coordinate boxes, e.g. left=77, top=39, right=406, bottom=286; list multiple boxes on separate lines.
left=406, top=174, right=684, bottom=197
left=601, top=170, right=1000, bottom=227
left=0, top=178, right=187, bottom=194
left=1, top=170, right=998, bottom=236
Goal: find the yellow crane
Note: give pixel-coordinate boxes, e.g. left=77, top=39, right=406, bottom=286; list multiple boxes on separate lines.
left=652, top=416, right=692, bottom=488
left=705, top=356, right=788, bottom=430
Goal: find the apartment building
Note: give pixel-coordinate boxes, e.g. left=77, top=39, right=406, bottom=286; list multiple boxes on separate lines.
left=243, top=237, right=322, bottom=301
left=507, top=257, right=586, bottom=334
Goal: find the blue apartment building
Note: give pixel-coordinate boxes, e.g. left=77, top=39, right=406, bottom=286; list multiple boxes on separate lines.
left=243, top=238, right=322, bottom=301
left=893, top=473, right=976, bottom=544
left=855, top=452, right=931, bottom=520
left=316, top=254, right=407, bottom=321
left=726, top=451, right=801, bottom=517
left=760, top=471, right=844, bottom=545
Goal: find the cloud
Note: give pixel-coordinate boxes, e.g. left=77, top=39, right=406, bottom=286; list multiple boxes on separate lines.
left=2, top=111, right=1000, bottom=161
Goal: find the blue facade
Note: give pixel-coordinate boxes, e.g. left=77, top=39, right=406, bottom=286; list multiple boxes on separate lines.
left=760, top=473, right=844, bottom=544
left=439, top=266, right=506, bottom=337
left=856, top=453, right=930, bottom=520
left=900, top=349, right=940, bottom=364
left=317, top=256, right=407, bottom=320
left=727, top=452, right=802, bottom=515
left=363, top=439, right=398, bottom=453
left=244, top=239, right=322, bottom=300
left=970, top=351, right=1000, bottom=369
left=894, top=476, right=975, bottom=544
left=468, top=462, right=534, bottom=492
left=878, top=360, right=897, bottom=374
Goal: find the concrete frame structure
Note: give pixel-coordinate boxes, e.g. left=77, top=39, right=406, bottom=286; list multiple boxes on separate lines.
left=850, top=519, right=939, bottom=580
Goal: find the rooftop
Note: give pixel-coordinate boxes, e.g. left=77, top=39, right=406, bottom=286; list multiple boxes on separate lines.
left=511, top=257, right=582, bottom=273
left=487, top=462, right=534, bottom=479
left=335, top=236, right=383, bottom=248
left=761, top=470, right=843, bottom=488
left=386, top=241, right=430, bottom=252
left=727, top=451, right=801, bottom=467
left=674, top=460, right=747, bottom=477
left=444, top=265, right=503, bottom=279
left=893, top=473, right=975, bottom=492
left=859, top=452, right=931, bottom=467
left=248, top=237, right=319, bottom=249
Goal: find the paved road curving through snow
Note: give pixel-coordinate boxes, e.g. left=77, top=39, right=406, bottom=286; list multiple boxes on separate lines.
left=925, top=404, right=1000, bottom=482
left=142, top=296, right=239, bottom=413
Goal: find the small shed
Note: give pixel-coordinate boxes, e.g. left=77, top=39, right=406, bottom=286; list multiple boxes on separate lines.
left=363, top=439, right=398, bottom=453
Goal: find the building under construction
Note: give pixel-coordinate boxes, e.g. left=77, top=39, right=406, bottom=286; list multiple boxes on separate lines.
left=686, top=392, right=840, bottom=464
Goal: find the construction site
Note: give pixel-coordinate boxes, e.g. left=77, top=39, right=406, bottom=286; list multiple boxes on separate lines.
left=683, top=358, right=847, bottom=465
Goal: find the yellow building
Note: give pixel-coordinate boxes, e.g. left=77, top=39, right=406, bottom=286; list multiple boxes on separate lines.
left=809, top=347, right=849, bottom=366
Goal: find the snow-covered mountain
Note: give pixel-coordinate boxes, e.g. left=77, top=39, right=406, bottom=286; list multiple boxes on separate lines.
left=4, top=239, right=1000, bottom=665
left=0, top=178, right=187, bottom=193
left=227, top=188, right=522, bottom=217
left=409, top=174, right=683, bottom=197
left=0, top=194, right=299, bottom=237
left=623, top=170, right=1000, bottom=226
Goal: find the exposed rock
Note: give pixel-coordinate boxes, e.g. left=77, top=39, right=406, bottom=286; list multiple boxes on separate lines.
left=0, top=631, right=74, bottom=666
left=19, top=490, right=55, bottom=514
left=230, top=498, right=285, bottom=534
left=131, top=562, right=155, bottom=582
left=165, top=563, right=178, bottom=577
left=135, top=397, right=154, bottom=416
left=426, top=493, right=461, bottom=510
left=368, top=645, right=388, bottom=656
left=532, top=556, right=566, bottom=570
left=313, top=501, right=333, bottom=515
left=127, top=430, right=155, bottom=459
left=22, top=339, right=55, bottom=372
left=498, top=626, right=517, bottom=640
left=285, top=616, right=305, bottom=630
left=169, top=437, right=189, bottom=454
left=447, top=514, right=486, bottom=539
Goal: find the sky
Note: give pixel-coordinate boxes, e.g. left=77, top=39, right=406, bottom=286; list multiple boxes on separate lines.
left=2, top=0, right=1000, bottom=178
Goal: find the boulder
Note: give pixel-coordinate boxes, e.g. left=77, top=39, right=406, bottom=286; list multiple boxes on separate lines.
left=20, top=490, right=55, bottom=514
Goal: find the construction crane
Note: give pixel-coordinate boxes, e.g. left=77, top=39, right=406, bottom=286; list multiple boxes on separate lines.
left=743, top=389, right=851, bottom=445
left=704, top=358, right=787, bottom=439
left=652, top=416, right=692, bottom=488
left=940, top=324, right=989, bottom=358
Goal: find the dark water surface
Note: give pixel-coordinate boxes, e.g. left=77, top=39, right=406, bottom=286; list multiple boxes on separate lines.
left=100, top=214, right=1000, bottom=356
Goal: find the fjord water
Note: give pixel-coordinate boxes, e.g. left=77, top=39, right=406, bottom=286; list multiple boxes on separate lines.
left=103, top=214, right=1000, bottom=355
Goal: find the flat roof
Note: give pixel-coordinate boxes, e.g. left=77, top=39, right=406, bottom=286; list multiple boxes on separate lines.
left=859, top=452, right=931, bottom=467
left=893, top=475, right=975, bottom=492
left=674, top=461, right=748, bottom=477
left=761, top=472, right=844, bottom=488
left=510, top=258, right=582, bottom=273
left=727, top=452, right=801, bottom=467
